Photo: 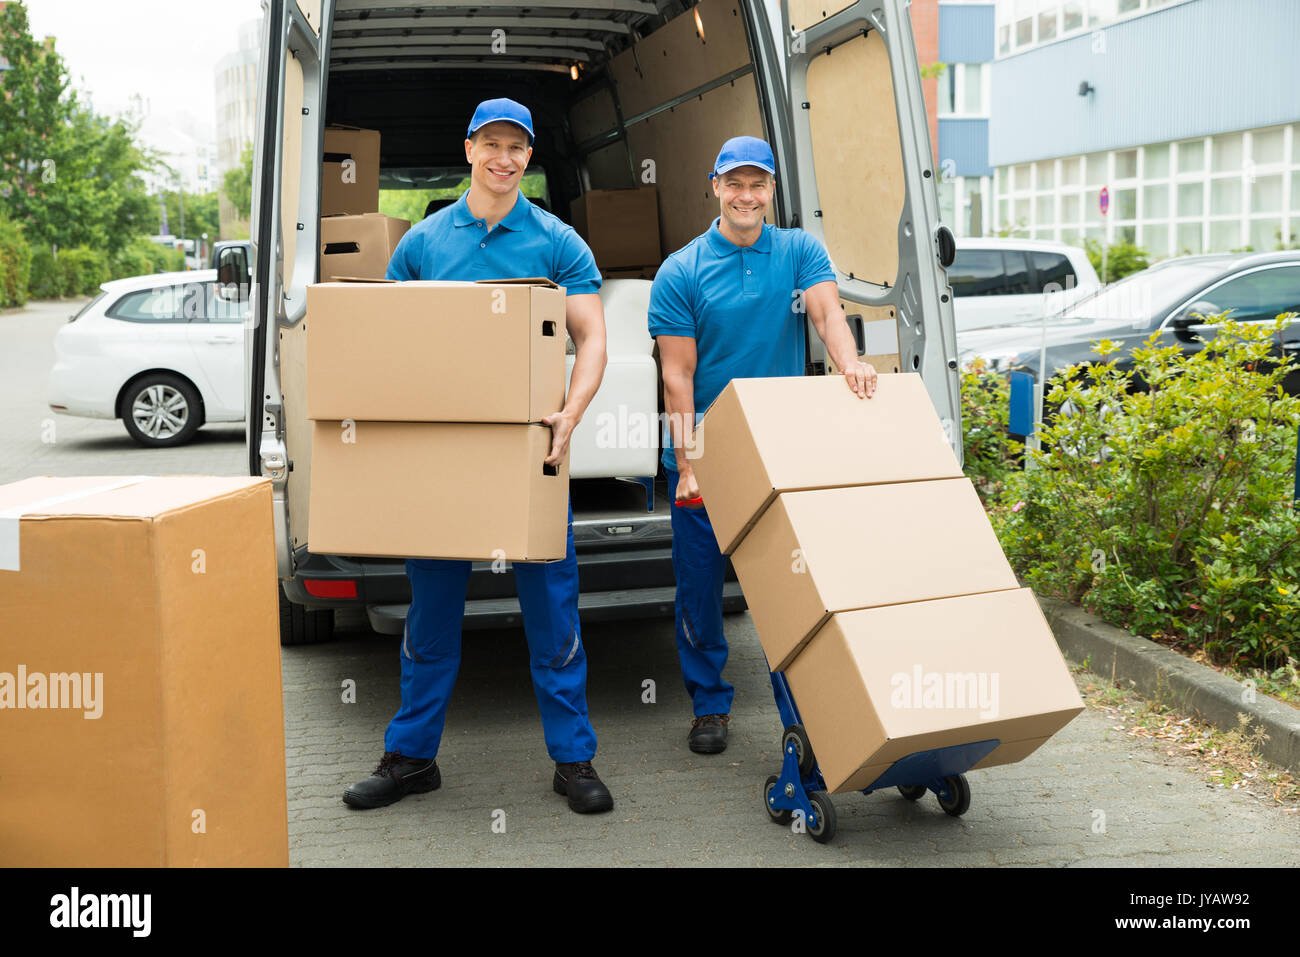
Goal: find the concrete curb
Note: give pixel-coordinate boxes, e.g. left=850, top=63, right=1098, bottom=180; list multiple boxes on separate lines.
left=1037, top=595, right=1300, bottom=776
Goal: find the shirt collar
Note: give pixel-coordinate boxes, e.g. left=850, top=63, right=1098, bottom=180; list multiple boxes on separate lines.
left=705, top=218, right=772, bottom=256
left=451, top=190, right=531, bottom=230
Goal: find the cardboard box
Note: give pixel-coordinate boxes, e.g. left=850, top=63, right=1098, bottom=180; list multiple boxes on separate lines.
left=785, top=589, right=1084, bottom=793
left=319, top=213, right=410, bottom=281
left=305, top=279, right=566, bottom=423
left=571, top=187, right=661, bottom=269
left=322, top=125, right=380, bottom=216
left=308, top=420, right=568, bottom=560
left=734, top=478, right=1020, bottom=670
left=692, top=374, right=963, bottom=555
left=0, top=476, right=287, bottom=866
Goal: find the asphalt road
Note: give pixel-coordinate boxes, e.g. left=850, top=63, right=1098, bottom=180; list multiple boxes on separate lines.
left=4, top=298, right=1299, bottom=867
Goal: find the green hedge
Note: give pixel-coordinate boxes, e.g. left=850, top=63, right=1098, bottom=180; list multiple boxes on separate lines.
left=27, top=238, right=185, bottom=300
left=987, top=317, right=1300, bottom=671
left=0, top=218, right=33, bottom=308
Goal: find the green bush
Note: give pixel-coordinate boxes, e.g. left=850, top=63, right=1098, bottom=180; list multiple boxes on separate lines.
left=109, top=238, right=158, bottom=281
left=960, top=358, right=1021, bottom=503
left=1084, top=239, right=1150, bottom=283
left=57, top=247, right=110, bottom=296
left=0, top=217, right=32, bottom=308
left=29, top=246, right=66, bottom=298
left=990, top=316, right=1300, bottom=671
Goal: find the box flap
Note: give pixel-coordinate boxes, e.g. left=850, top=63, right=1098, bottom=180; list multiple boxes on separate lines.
left=476, top=276, right=560, bottom=288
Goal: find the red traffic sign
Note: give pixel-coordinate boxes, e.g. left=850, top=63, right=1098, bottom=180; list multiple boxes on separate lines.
left=1099, top=186, right=1110, bottom=216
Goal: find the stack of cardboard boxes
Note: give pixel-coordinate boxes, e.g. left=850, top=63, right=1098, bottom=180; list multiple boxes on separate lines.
left=320, top=126, right=409, bottom=281
left=571, top=186, right=662, bottom=280
left=0, top=476, right=287, bottom=866
left=691, top=374, right=1083, bottom=794
left=305, top=278, right=571, bottom=561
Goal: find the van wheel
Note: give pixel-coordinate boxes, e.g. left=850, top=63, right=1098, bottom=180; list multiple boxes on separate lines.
left=279, top=587, right=335, bottom=646
left=121, top=373, right=203, bottom=447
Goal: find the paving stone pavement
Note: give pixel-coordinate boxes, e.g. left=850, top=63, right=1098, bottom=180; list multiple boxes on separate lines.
left=5, top=300, right=1299, bottom=867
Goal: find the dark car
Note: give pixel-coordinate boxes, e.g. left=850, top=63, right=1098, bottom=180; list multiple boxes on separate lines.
left=958, top=251, right=1300, bottom=397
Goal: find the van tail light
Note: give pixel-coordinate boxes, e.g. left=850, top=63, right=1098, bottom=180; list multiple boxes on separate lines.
left=303, top=579, right=358, bottom=599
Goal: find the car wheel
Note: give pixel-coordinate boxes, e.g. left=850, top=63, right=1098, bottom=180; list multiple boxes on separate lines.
left=121, top=373, right=203, bottom=448
left=279, top=586, right=335, bottom=646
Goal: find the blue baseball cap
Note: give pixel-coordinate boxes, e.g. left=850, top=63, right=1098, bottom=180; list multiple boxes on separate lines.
left=467, top=98, right=534, bottom=143
left=710, top=136, right=776, bottom=179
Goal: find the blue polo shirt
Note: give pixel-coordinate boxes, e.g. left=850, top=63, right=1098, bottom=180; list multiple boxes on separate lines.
left=647, top=219, right=836, bottom=473
left=386, top=190, right=601, bottom=294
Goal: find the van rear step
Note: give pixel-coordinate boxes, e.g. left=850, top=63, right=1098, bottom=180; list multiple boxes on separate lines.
left=366, top=582, right=747, bottom=635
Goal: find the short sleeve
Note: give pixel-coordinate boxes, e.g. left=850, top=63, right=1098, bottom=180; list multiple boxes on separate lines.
left=794, top=230, right=836, bottom=290
left=647, top=257, right=696, bottom=338
left=553, top=228, right=602, bottom=296
left=385, top=228, right=421, bottom=281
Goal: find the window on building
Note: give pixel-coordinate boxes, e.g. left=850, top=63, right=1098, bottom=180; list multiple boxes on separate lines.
left=1209, top=220, right=1241, bottom=250
left=1177, top=140, right=1204, bottom=174
left=1036, top=160, right=1055, bottom=190
left=1117, top=225, right=1137, bottom=243
left=1036, top=195, right=1054, bottom=224
left=1089, top=0, right=1118, bottom=27
left=1211, top=133, right=1243, bottom=173
left=1114, top=149, right=1138, bottom=180
left=1292, top=171, right=1300, bottom=212
left=1061, top=193, right=1081, bottom=224
left=1144, top=143, right=1169, bottom=179
left=1060, top=157, right=1082, bottom=186
left=999, top=24, right=1011, bottom=54
left=963, top=64, right=985, bottom=114
left=1177, top=182, right=1203, bottom=217
left=1251, top=127, right=1285, bottom=166
left=1085, top=152, right=1107, bottom=185
left=1210, top=179, right=1242, bottom=216
left=1063, top=0, right=1085, bottom=30
left=1143, top=223, right=1169, bottom=257
left=1015, top=12, right=1034, bottom=46
left=1117, top=0, right=1141, bottom=12
left=1143, top=184, right=1169, bottom=219
left=1013, top=163, right=1032, bottom=191
left=939, top=178, right=956, bottom=226
left=938, top=66, right=955, bottom=116
left=1177, top=222, right=1203, bottom=255
left=1038, top=4, right=1058, bottom=42
left=1249, top=219, right=1284, bottom=252
left=1114, top=188, right=1137, bottom=220
left=1251, top=175, right=1283, bottom=215
left=966, top=180, right=986, bottom=237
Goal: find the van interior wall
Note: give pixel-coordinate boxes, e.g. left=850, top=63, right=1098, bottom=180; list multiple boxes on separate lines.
left=567, top=0, right=762, bottom=256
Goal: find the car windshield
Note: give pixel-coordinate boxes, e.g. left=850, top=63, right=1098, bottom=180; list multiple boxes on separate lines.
left=1059, top=262, right=1227, bottom=323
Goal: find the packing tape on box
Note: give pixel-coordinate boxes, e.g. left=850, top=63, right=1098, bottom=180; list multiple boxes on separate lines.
left=0, top=476, right=152, bottom=572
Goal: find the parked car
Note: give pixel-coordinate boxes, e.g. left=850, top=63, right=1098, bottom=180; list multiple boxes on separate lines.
left=47, top=270, right=248, bottom=447
left=958, top=250, right=1300, bottom=394
left=947, top=238, right=1101, bottom=334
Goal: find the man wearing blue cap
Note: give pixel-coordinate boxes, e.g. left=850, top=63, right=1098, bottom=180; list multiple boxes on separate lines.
left=343, top=98, right=615, bottom=814
left=650, top=135, right=878, bottom=754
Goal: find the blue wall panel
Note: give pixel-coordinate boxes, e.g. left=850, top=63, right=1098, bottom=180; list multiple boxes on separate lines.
left=939, top=3, right=996, bottom=63
left=989, top=0, right=1300, bottom=166
left=939, top=118, right=992, bottom=177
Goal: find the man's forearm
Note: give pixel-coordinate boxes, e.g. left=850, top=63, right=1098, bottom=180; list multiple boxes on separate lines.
left=562, top=340, right=606, bottom=424
left=814, top=307, right=862, bottom=371
left=663, top=372, right=696, bottom=473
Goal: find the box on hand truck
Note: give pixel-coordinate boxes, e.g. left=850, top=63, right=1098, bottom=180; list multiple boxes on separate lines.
left=691, top=374, right=1084, bottom=843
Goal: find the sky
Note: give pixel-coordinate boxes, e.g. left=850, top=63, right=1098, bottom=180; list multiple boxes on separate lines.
left=25, top=0, right=264, bottom=151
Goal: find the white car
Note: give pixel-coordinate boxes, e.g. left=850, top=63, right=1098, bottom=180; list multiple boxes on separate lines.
left=947, top=238, right=1101, bottom=335
left=48, top=270, right=247, bottom=447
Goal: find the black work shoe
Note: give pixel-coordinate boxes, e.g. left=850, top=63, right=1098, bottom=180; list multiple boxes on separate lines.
left=553, top=761, right=614, bottom=814
left=343, top=751, right=440, bottom=809
left=689, top=713, right=730, bottom=754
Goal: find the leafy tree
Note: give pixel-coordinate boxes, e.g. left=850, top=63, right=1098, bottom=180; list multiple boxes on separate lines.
left=222, top=143, right=254, bottom=222
left=0, top=2, right=156, bottom=250
left=1084, top=239, right=1150, bottom=283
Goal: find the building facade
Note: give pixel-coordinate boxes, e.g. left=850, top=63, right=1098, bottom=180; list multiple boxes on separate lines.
left=986, top=0, right=1300, bottom=256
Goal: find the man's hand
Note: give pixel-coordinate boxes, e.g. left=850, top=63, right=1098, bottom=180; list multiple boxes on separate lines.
left=541, top=408, right=578, bottom=467
left=674, top=468, right=704, bottom=508
left=842, top=359, right=878, bottom=399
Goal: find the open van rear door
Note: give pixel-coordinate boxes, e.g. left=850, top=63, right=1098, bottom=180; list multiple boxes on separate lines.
left=247, top=0, right=327, bottom=579
left=776, top=0, right=962, bottom=460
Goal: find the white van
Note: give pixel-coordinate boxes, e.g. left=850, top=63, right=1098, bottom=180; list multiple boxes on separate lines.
left=948, top=237, right=1101, bottom=334
left=247, top=0, right=963, bottom=645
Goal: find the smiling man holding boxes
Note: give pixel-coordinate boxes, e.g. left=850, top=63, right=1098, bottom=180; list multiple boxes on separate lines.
left=342, top=98, right=614, bottom=815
